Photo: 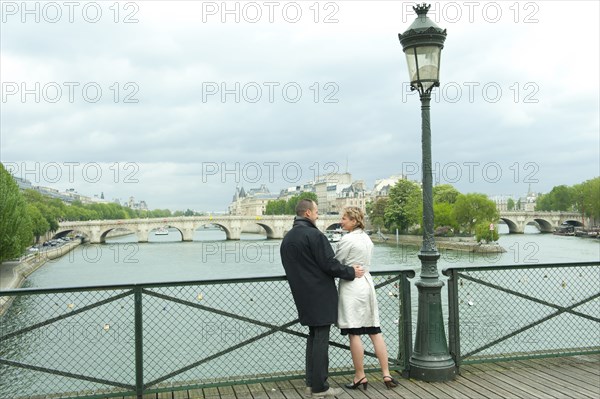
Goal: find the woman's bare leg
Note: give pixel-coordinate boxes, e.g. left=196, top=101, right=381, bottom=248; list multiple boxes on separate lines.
left=349, top=334, right=366, bottom=381
left=369, top=333, right=391, bottom=377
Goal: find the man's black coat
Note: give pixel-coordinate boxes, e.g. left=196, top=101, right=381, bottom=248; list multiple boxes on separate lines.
left=280, top=217, right=355, bottom=326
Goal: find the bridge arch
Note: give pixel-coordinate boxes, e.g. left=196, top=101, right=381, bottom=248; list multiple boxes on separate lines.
left=499, top=218, right=520, bottom=234
left=252, top=223, right=274, bottom=239
left=561, top=219, right=584, bottom=227
left=100, top=227, right=139, bottom=243
left=198, top=222, right=234, bottom=240
left=531, top=218, right=554, bottom=233
left=325, top=223, right=342, bottom=231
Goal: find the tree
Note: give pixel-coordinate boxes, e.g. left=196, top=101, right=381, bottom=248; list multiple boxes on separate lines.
left=475, top=222, right=499, bottom=243
left=573, top=177, right=600, bottom=223
left=433, top=202, right=458, bottom=231
left=366, top=197, right=388, bottom=231
left=384, top=179, right=422, bottom=233
left=453, top=193, right=499, bottom=235
left=265, top=199, right=287, bottom=215
left=285, top=192, right=318, bottom=215
left=27, top=204, right=50, bottom=243
left=536, top=185, right=573, bottom=211
left=507, top=198, right=515, bottom=211
left=433, top=184, right=460, bottom=204
left=0, top=163, right=33, bottom=261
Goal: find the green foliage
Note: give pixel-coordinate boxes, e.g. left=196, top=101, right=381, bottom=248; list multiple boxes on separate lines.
left=266, top=192, right=318, bottom=215
left=433, top=202, right=458, bottom=231
left=265, top=199, right=287, bottom=215
left=287, top=192, right=318, bottom=214
left=366, top=197, right=388, bottom=231
left=507, top=198, right=515, bottom=211
left=384, top=179, right=422, bottom=233
left=572, top=177, right=600, bottom=221
left=475, top=222, right=500, bottom=243
left=453, top=193, right=499, bottom=235
left=433, top=184, right=460, bottom=204
left=27, top=204, right=50, bottom=242
left=535, top=185, right=573, bottom=211
left=0, top=164, right=33, bottom=261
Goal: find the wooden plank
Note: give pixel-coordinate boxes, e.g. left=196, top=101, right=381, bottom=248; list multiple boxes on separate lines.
left=362, top=372, right=416, bottom=399
left=262, top=381, right=286, bottom=399
left=202, top=387, right=220, bottom=398
left=513, top=360, right=599, bottom=399
left=275, top=379, right=305, bottom=399
left=158, top=392, right=172, bottom=399
left=216, top=386, right=236, bottom=399
left=410, top=378, right=457, bottom=398
left=488, top=370, right=548, bottom=399
left=233, top=384, right=253, bottom=398
left=439, top=380, right=482, bottom=399
left=275, top=381, right=304, bottom=399
left=329, top=375, right=366, bottom=399
left=461, top=371, right=528, bottom=399
left=543, top=360, right=599, bottom=395
left=173, top=390, right=190, bottom=399
left=494, top=369, right=555, bottom=399
left=188, top=388, right=204, bottom=399
left=563, top=358, right=600, bottom=377
left=286, top=377, right=309, bottom=397
left=246, top=383, right=269, bottom=399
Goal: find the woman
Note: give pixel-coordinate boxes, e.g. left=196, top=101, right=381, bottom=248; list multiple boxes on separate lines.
left=335, top=206, right=399, bottom=390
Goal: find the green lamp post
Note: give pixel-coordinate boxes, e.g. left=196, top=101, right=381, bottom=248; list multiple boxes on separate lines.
left=398, top=3, right=457, bottom=381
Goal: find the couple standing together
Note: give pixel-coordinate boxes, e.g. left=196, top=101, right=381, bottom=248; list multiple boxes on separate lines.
left=281, top=199, right=399, bottom=398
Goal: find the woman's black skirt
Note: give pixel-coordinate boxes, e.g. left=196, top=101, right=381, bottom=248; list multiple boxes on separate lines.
left=340, top=326, right=382, bottom=336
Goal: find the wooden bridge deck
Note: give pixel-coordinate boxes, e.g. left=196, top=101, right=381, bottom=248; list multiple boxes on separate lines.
left=121, top=354, right=599, bottom=399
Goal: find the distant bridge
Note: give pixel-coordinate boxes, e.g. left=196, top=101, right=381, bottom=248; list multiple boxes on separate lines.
left=498, top=211, right=584, bottom=234
left=56, top=211, right=585, bottom=243
left=57, top=215, right=342, bottom=244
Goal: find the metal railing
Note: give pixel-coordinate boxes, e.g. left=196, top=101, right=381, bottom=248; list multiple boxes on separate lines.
left=0, top=270, right=412, bottom=399
left=444, top=261, right=600, bottom=368
left=2, top=261, right=598, bottom=398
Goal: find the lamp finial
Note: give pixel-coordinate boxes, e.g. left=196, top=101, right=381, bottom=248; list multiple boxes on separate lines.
left=413, top=3, right=430, bottom=16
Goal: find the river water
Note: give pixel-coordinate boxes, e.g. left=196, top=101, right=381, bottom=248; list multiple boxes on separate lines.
left=20, top=225, right=600, bottom=288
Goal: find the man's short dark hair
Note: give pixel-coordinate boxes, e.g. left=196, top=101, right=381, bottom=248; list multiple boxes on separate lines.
left=295, top=199, right=315, bottom=216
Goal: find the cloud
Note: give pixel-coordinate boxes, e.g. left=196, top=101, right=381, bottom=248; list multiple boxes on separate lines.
left=1, top=0, right=598, bottom=211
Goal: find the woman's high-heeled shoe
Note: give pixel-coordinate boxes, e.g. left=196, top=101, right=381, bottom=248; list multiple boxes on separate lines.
left=345, top=376, right=368, bottom=390
left=383, top=375, right=399, bottom=389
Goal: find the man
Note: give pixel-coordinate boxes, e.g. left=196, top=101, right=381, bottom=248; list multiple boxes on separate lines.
left=281, top=199, right=364, bottom=398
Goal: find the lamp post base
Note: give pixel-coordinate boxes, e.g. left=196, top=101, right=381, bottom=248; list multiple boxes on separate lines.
left=409, top=358, right=457, bottom=382
left=409, top=252, right=457, bottom=382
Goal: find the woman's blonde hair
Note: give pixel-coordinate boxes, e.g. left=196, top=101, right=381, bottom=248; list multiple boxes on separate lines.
left=343, top=206, right=365, bottom=230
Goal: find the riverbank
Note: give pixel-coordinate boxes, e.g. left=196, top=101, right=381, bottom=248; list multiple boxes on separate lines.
left=373, top=233, right=506, bottom=253
left=0, top=241, right=80, bottom=316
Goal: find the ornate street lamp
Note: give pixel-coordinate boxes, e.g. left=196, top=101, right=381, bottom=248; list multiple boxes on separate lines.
left=398, top=3, right=456, bottom=381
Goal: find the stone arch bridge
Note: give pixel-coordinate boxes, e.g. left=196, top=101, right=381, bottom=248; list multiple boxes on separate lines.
left=499, top=211, right=584, bottom=234
left=56, top=211, right=584, bottom=243
left=57, top=215, right=342, bottom=244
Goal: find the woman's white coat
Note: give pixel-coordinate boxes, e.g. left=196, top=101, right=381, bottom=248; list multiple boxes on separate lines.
left=335, top=229, right=380, bottom=329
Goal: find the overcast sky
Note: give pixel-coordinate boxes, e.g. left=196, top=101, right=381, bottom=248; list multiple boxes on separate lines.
left=1, top=0, right=598, bottom=212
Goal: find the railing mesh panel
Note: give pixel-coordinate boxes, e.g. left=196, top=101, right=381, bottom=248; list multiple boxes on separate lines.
left=454, top=264, right=600, bottom=363
left=0, top=289, right=135, bottom=398
left=0, top=273, right=404, bottom=398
